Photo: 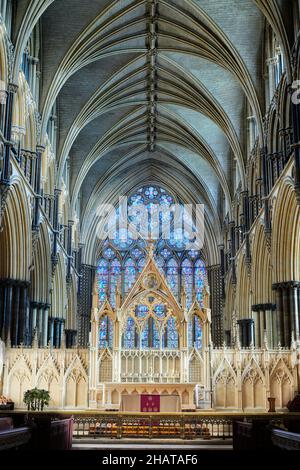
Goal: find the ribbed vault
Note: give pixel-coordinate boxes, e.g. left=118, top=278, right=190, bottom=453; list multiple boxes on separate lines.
left=11, top=0, right=291, bottom=264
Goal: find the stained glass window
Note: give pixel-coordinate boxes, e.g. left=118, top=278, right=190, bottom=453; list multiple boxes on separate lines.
left=195, top=259, right=206, bottom=306
left=166, top=258, right=179, bottom=298
left=188, top=315, right=203, bottom=349
left=97, top=186, right=207, bottom=353
left=138, top=257, right=146, bottom=272
left=109, top=258, right=121, bottom=308
left=135, top=304, right=161, bottom=350
left=98, top=259, right=109, bottom=301
left=141, top=318, right=149, bottom=349
left=141, top=317, right=160, bottom=349
left=182, top=258, right=193, bottom=308
left=123, top=317, right=137, bottom=349
left=163, top=316, right=178, bottom=349
left=124, top=258, right=136, bottom=294
left=195, top=315, right=202, bottom=349
left=154, top=304, right=166, bottom=320
left=99, top=315, right=113, bottom=349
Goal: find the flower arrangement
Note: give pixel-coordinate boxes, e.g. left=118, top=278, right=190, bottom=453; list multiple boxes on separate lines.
left=23, top=388, right=51, bottom=411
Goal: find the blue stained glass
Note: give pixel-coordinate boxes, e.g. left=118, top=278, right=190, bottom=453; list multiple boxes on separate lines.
left=97, top=187, right=207, bottom=327
left=188, top=319, right=193, bottom=348
left=141, top=319, right=149, bottom=349
left=152, top=320, right=160, bottom=349
left=104, top=247, right=115, bottom=259
left=141, top=317, right=160, bottom=349
left=195, top=315, right=202, bottom=349
left=123, top=317, right=137, bottom=348
left=124, top=258, right=136, bottom=294
left=163, top=316, right=178, bottom=349
left=182, top=259, right=193, bottom=309
left=138, top=257, right=145, bottom=272
left=155, top=256, right=165, bottom=275
left=166, top=258, right=179, bottom=298
left=129, top=194, right=144, bottom=205
left=161, top=248, right=171, bottom=258
left=109, top=258, right=121, bottom=308
left=154, top=304, right=166, bottom=319
left=98, top=259, right=109, bottom=302
left=195, top=259, right=206, bottom=306
left=136, top=305, right=149, bottom=319
left=144, top=186, right=159, bottom=199
left=159, top=194, right=174, bottom=205
left=113, top=228, right=133, bottom=250
left=131, top=248, right=143, bottom=259
left=99, top=315, right=113, bottom=348
left=188, top=315, right=202, bottom=349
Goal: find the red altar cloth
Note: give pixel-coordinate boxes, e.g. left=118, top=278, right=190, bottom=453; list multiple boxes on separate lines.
left=140, top=394, right=160, bottom=412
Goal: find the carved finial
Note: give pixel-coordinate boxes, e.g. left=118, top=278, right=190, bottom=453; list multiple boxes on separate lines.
left=147, top=239, right=155, bottom=258
left=203, top=285, right=210, bottom=309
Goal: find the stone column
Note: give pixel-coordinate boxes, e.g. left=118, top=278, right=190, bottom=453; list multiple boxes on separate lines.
left=59, top=320, right=64, bottom=348
left=271, top=308, right=278, bottom=348
left=37, top=303, right=45, bottom=347
left=54, top=319, right=60, bottom=348
left=65, top=329, right=77, bottom=348
left=42, top=304, right=50, bottom=347
left=291, top=97, right=300, bottom=204
left=265, top=304, right=276, bottom=349
left=48, top=317, right=54, bottom=347
left=290, top=284, right=300, bottom=340
left=260, top=309, right=265, bottom=347
left=282, top=286, right=291, bottom=347
left=18, top=283, right=29, bottom=345
left=12, top=284, right=21, bottom=347
left=66, top=220, right=74, bottom=282
left=32, top=146, right=44, bottom=230
left=1, top=84, right=18, bottom=184
left=51, top=189, right=61, bottom=271
left=0, top=281, right=13, bottom=343
left=273, top=285, right=284, bottom=345
left=30, top=301, right=38, bottom=344
left=237, top=319, right=254, bottom=347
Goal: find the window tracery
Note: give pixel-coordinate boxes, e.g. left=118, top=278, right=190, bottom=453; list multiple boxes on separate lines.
left=97, top=186, right=207, bottom=350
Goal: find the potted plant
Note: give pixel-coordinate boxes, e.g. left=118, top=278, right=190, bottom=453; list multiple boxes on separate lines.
left=24, top=388, right=51, bottom=411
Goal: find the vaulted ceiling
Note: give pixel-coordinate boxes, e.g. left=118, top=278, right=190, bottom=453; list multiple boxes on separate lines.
left=13, top=0, right=291, bottom=260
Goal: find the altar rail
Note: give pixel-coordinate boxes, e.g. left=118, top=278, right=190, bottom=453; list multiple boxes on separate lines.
left=72, top=412, right=300, bottom=440
left=2, top=411, right=299, bottom=441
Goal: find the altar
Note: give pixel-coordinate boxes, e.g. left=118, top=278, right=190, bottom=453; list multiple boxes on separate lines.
left=95, top=383, right=197, bottom=411
left=120, top=394, right=181, bottom=412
